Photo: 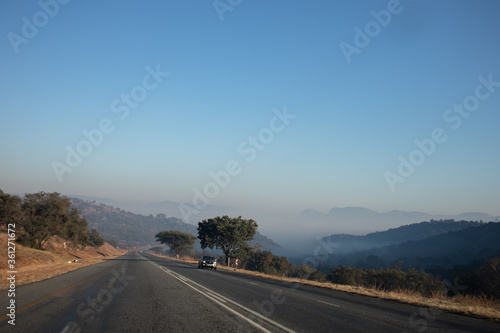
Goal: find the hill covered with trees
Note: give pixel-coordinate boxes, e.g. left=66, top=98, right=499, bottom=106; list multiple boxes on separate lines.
left=319, top=219, right=486, bottom=253
left=315, top=221, right=500, bottom=282
left=69, top=197, right=285, bottom=252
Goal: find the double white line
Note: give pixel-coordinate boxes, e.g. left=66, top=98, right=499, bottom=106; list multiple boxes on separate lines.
left=143, top=257, right=295, bottom=333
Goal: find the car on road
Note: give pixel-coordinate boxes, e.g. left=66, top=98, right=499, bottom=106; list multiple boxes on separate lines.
left=198, top=255, right=217, bottom=270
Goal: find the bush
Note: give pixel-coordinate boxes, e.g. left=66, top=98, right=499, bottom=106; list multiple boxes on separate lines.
left=245, top=250, right=291, bottom=276
left=461, top=257, right=500, bottom=300
left=328, top=266, right=444, bottom=297
left=87, top=229, right=105, bottom=247
left=328, top=266, right=365, bottom=286
left=288, top=264, right=314, bottom=279
left=308, top=270, right=327, bottom=282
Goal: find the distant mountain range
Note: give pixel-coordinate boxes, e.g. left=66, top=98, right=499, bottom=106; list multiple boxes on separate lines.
left=68, top=195, right=499, bottom=254
left=300, top=207, right=497, bottom=234
left=69, top=197, right=284, bottom=254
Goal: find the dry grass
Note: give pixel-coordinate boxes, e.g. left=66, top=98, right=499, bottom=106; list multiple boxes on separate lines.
left=0, top=233, right=127, bottom=289
left=148, top=252, right=500, bottom=321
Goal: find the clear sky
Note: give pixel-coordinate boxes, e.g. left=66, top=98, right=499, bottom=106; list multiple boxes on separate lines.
left=1, top=1, right=500, bottom=234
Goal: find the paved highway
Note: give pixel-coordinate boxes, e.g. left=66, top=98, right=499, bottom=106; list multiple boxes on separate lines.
left=1, top=251, right=499, bottom=332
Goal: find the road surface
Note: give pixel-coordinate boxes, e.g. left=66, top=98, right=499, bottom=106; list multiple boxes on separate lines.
left=1, top=251, right=499, bottom=332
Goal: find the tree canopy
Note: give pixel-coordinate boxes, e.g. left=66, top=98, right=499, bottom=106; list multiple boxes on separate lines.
left=197, top=215, right=258, bottom=266
left=155, top=230, right=196, bottom=256
left=0, top=189, right=24, bottom=229
left=19, top=192, right=90, bottom=249
left=1, top=190, right=94, bottom=249
left=87, top=229, right=105, bottom=247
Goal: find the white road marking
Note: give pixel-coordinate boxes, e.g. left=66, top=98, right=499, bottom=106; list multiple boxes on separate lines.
left=206, top=291, right=227, bottom=303
left=248, top=282, right=259, bottom=285
left=141, top=255, right=296, bottom=333
left=318, top=300, right=340, bottom=308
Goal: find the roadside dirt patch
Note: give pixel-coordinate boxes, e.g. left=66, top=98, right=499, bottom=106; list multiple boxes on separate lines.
left=0, top=233, right=127, bottom=289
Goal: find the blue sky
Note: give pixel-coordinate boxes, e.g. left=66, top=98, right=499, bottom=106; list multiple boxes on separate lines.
left=1, top=1, right=500, bottom=235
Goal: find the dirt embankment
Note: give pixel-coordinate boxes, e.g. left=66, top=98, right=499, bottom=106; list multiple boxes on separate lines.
left=0, top=233, right=127, bottom=289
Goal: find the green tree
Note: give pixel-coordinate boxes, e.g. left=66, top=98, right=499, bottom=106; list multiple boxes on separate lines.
left=18, top=192, right=89, bottom=249
left=197, top=215, right=258, bottom=266
left=87, top=229, right=105, bottom=247
left=0, top=190, right=24, bottom=230
left=155, top=230, right=196, bottom=257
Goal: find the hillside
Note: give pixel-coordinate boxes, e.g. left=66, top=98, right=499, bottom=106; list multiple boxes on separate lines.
left=0, top=233, right=126, bottom=289
left=320, top=220, right=485, bottom=253
left=318, top=222, right=500, bottom=275
left=69, top=197, right=285, bottom=252
left=68, top=194, right=239, bottom=221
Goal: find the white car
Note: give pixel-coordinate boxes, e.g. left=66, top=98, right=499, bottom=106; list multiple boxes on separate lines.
left=198, top=255, right=217, bottom=270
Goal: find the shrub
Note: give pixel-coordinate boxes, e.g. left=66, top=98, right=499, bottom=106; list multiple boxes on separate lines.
left=87, top=229, right=105, bottom=247
left=245, top=250, right=291, bottom=276
left=328, top=266, right=444, bottom=297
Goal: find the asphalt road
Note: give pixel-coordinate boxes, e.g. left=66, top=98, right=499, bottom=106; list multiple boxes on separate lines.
left=0, top=251, right=499, bottom=332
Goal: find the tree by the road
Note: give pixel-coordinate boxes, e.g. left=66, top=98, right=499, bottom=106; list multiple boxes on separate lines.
left=19, top=191, right=89, bottom=249
left=87, top=229, right=105, bottom=247
left=197, top=215, right=258, bottom=266
left=0, top=190, right=24, bottom=229
left=155, top=230, right=196, bottom=257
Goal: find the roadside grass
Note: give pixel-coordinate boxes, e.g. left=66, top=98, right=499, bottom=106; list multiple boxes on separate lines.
left=148, top=252, right=500, bottom=321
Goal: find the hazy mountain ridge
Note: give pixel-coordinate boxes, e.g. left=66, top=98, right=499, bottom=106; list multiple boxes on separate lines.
left=380, top=222, right=500, bottom=266
left=316, top=222, right=500, bottom=275
left=301, top=206, right=496, bottom=234
left=69, top=197, right=284, bottom=253
left=321, top=220, right=486, bottom=253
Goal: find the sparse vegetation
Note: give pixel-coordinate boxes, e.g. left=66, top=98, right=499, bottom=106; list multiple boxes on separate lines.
left=0, top=233, right=126, bottom=289
left=327, top=266, right=444, bottom=297
left=105, top=238, right=119, bottom=248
